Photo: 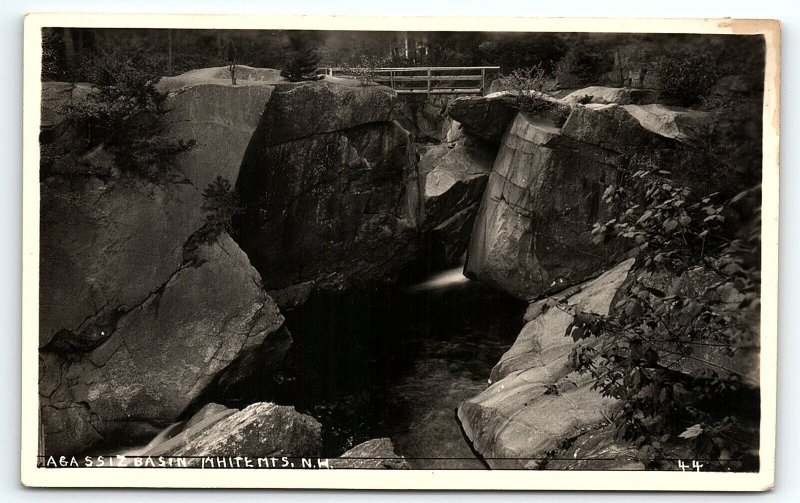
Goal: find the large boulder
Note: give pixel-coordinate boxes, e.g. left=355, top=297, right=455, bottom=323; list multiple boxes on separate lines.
left=166, top=403, right=321, bottom=460
left=457, top=260, right=633, bottom=469
left=331, top=438, right=410, bottom=469
left=236, top=80, right=419, bottom=291
left=39, top=175, right=204, bottom=349
left=415, top=141, right=495, bottom=263
left=157, top=68, right=278, bottom=189
left=464, top=113, right=627, bottom=300
left=445, top=92, right=519, bottom=143
left=464, top=101, right=717, bottom=300
left=40, top=233, right=288, bottom=455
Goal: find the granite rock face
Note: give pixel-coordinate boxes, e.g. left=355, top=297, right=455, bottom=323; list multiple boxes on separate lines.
left=39, top=233, right=288, bottom=455
left=39, top=175, right=204, bottom=349
left=236, top=80, right=421, bottom=291
left=167, top=403, right=322, bottom=460
left=39, top=74, right=297, bottom=456
left=457, top=260, right=633, bottom=469
left=415, top=141, right=496, bottom=263
left=464, top=99, right=715, bottom=300
left=464, top=112, right=626, bottom=300
left=158, top=68, right=278, bottom=190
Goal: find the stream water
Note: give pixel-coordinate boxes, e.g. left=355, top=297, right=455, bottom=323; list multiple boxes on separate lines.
left=219, top=266, right=526, bottom=469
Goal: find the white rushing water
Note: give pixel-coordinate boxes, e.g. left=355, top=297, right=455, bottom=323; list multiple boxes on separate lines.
left=404, top=266, right=470, bottom=293
left=114, top=421, right=182, bottom=461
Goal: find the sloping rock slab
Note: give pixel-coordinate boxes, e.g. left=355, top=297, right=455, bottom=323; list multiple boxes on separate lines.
left=168, top=403, right=321, bottom=461
left=457, top=260, right=633, bottom=469
left=331, top=438, right=410, bottom=469
left=545, top=424, right=645, bottom=470
left=39, top=175, right=203, bottom=348
left=40, top=234, right=287, bottom=455
left=560, top=86, right=661, bottom=106
left=158, top=75, right=276, bottom=189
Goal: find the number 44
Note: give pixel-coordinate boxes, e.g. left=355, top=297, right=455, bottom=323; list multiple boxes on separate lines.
left=678, top=460, right=704, bottom=472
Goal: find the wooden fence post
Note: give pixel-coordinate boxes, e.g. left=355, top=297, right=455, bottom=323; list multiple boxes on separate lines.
left=427, top=68, right=432, bottom=95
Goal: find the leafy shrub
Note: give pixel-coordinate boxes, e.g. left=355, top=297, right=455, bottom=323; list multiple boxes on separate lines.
left=563, top=156, right=761, bottom=470
left=66, top=50, right=194, bottom=179
left=652, top=53, right=720, bottom=106
left=183, top=176, right=243, bottom=262
left=200, top=176, right=243, bottom=240
left=280, top=32, right=322, bottom=82
left=495, top=66, right=572, bottom=127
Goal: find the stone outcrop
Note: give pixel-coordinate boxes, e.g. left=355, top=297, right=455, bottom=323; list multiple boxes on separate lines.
left=331, top=438, right=411, bottom=469
left=38, top=71, right=302, bottom=456
left=165, top=403, right=321, bottom=460
left=560, top=86, right=661, bottom=106
left=157, top=67, right=279, bottom=190
left=40, top=233, right=288, bottom=455
left=415, top=140, right=496, bottom=263
left=463, top=96, right=715, bottom=300
left=457, top=260, right=633, bottom=469
left=236, top=80, right=420, bottom=291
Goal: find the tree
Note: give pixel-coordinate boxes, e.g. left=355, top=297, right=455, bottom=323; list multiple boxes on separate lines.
left=280, top=32, right=322, bottom=82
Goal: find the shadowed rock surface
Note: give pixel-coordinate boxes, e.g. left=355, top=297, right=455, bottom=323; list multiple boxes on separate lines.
left=40, top=234, right=288, bottom=455
left=236, top=80, right=421, bottom=292
left=415, top=140, right=496, bottom=263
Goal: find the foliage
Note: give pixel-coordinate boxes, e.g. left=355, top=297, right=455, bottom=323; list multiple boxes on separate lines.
left=555, top=42, right=608, bottom=87
left=563, top=155, right=761, bottom=470
left=338, top=55, right=388, bottom=86
left=478, top=34, right=566, bottom=74
left=199, top=176, right=243, bottom=241
left=651, top=52, right=720, bottom=106
left=280, top=32, right=322, bottom=82
left=494, top=66, right=572, bottom=128
left=65, top=50, right=194, bottom=178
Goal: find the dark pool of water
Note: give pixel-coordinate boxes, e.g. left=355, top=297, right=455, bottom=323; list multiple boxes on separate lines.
left=220, top=270, right=525, bottom=469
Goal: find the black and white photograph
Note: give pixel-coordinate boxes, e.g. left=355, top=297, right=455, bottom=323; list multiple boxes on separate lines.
left=21, top=13, right=779, bottom=490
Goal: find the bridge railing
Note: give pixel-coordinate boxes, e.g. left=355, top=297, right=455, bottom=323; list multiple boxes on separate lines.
left=318, top=66, right=501, bottom=95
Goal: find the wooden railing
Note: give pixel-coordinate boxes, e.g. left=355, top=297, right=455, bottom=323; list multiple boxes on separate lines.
left=318, top=66, right=500, bottom=95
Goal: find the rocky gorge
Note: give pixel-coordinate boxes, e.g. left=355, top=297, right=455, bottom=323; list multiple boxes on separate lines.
left=38, top=63, right=761, bottom=470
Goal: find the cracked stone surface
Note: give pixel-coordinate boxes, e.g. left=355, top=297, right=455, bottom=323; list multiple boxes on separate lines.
left=168, top=402, right=321, bottom=460
left=236, top=79, right=420, bottom=291
left=457, top=259, right=634, bottom=469
left=157, top=68, right=278, bottom=190
left=40, top=234, right=286, bottom=455
left=464, top=112, right=629, bottom=300
left=331, top=438, right=411, bottom=469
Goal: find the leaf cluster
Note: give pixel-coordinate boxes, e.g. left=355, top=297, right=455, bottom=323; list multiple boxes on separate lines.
left=65, top=51, right=195, bottom=179
left=564, top=157, right=760, bottom=469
